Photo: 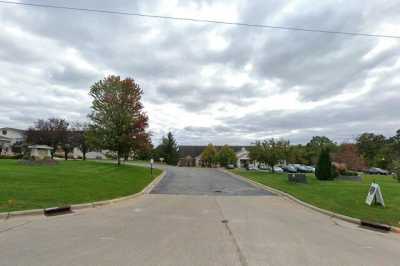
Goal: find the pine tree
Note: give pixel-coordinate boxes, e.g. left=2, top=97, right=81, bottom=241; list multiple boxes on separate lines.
left=157, top=132, right=179, bottom=165
left=315, top=148, right=334, bottom=180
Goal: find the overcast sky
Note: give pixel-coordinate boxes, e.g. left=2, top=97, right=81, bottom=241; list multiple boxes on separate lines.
left=1, top=0, right=399, bottom=145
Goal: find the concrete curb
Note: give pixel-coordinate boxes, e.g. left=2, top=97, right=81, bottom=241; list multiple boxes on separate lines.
left=0, top=170, right=166, bottom=220
left=220, top=169, right=400, bottom=234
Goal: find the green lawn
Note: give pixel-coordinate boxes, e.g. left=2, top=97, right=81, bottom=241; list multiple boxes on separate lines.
left=232, top=169, right=400, bottom=227
left=0, top=160, right=161, bottom=213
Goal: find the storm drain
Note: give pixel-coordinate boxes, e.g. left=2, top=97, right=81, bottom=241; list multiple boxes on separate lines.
left=221, top=219, right=229, bottom=224
left=214, top=190, right=222, bottom=193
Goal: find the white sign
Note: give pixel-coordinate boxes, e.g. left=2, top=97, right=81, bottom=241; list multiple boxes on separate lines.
left=150, top=158, right=154, bottom=165
left=366, top=183, right=385, bottom=207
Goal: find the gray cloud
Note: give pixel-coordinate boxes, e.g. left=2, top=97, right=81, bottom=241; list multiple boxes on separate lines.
left=217, top=85, right=400, bottom=144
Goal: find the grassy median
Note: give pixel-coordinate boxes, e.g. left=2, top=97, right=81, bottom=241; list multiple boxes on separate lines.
left=0, top=160, right=161, bottom=212
left=232, top=169, right=400, bottom=227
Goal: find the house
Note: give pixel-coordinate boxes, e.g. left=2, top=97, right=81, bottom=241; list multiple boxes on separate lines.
left=0, top=128, right=26, bottom=156
left=28, top=145, right=53, bottom=160
left=177, top=146, right=205, bottom=167
left=235, top=147, right=251, bottom=168
left=177, top=145, right=252, bottom=168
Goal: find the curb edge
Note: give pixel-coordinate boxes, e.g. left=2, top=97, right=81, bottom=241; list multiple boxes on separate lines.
left=1, top=169, right=166, bottom=220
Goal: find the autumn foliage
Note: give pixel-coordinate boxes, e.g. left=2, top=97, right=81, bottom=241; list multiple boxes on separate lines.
left=333, top=144, right=367, bottom=171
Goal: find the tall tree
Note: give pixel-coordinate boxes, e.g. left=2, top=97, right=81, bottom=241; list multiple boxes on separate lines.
left=217, top=145, right=237, bottom=167
left=156, top=132, right=179, bottom=165
left=87, top=75, right=149, bottom=166
left=333, top=144, right=367, bottom=171
left=287, top=145, right=308, bottom=164
left=26, top=118, right=69, bottom=159
left=306, top=136, right=337, bottom=165
left=356, top=133, right=386, bottom=166
left=133, top=133, right=153, bottom=161
left=201, top=144, right=218, bottom=167
left=249, top=138, right=289, bottom=173
left=388, top=129, right=400, bottom=160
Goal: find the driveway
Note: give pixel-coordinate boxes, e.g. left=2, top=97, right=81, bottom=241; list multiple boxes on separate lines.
left=151, top=166, right=273, bottom=196
left=0, top=166, right=399, bottom=266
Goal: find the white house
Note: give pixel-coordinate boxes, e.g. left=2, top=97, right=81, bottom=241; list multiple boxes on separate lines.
left=0, top=128, right=25, bottom=156
left=236, top=147, right=251, bottom=168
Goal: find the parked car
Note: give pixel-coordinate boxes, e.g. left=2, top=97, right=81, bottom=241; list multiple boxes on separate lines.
left=273, top=166, right=284, bottom=173
left=367, top=167, right=389, bottom=175
left=293, top=164, right=310, bottom=173
left=304, top=166, right=316, bottom=173
left=282, top=165, right=297, bottom=173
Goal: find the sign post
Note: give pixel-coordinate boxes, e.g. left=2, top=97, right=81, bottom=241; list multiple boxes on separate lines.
left=150, top=158, right=154, bottom=177
left=366, top=182, right=385, bottom=207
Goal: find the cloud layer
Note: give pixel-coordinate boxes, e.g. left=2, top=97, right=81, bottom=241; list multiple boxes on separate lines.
left=1, top=0, right=399, bottom=145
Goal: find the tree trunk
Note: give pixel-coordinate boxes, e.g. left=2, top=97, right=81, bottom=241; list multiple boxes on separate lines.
left=64, top=149, right=68, bottom=160
left=83, top=151, right=86, bottom=161
left=117, top=151, right=121, bottom=166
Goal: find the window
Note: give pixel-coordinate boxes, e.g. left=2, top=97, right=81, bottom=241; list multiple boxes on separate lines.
left=2, top=130, right=6, bottom=135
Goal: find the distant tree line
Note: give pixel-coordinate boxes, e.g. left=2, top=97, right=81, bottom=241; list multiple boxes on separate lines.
left=248, top=131, right=400, bottom=172
left=149, top=130, right=400, bottom=172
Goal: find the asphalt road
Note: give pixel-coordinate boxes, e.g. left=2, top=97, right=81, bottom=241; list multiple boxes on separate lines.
left=151, top=166, right=273, bottom=196
left=0, top=167, right=399, bottom=266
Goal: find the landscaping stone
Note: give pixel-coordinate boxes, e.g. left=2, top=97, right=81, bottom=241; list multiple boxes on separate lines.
left=288, top=173, right=307, bottom=183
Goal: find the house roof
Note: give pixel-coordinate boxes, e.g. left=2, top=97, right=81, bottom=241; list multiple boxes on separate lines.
left=0, top=127, right=26, bottom=133
left=178, top=145, right=252, bottom=158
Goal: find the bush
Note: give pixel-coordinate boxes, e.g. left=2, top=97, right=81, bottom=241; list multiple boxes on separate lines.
left=315, top=148, right=334, bottom=180
left=340, top=171, right=359, bottom=176
left=0, top=154, right=23, bottom=160
left=333, top=162, right=347, bottom=175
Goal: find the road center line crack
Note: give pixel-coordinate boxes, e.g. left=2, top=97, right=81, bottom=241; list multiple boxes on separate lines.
left=214, top=197, right=248, bottom=266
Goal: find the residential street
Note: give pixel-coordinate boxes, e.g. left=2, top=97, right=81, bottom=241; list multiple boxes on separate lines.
left=150, top=166, right=273, bottom=196
left=0, top=167, right=399, bottom=266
